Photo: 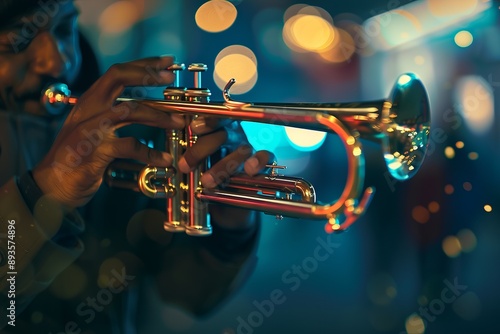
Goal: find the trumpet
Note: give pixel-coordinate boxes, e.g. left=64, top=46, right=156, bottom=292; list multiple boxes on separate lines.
left=43, top=63, right=430, bottom=236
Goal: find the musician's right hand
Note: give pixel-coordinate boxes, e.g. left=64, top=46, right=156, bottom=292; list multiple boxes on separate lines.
left=32, top=56, right=182, bottom=209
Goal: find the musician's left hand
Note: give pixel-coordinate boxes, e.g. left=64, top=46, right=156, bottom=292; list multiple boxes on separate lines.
left=176, top=117, right=274, bottom=229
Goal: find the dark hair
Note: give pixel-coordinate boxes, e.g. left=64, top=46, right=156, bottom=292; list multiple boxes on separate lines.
left=0, top=0, right=65, bottom=28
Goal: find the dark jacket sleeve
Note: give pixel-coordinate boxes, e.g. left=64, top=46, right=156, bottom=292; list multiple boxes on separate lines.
left=0, top=177, right=84, bottom=329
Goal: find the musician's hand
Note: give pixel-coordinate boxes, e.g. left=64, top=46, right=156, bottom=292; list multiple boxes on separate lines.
left=32, top=56, right=183, bottom=209
left=177, top=117, right=274, bottom=229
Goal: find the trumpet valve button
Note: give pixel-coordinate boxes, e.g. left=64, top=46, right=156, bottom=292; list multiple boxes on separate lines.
left=188, top=63, right=208, bottom=88
left=167, top=63, right=185, bottom=88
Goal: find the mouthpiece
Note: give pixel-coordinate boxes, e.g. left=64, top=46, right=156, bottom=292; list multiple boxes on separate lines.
left=41, top=83, right=74, bottom=115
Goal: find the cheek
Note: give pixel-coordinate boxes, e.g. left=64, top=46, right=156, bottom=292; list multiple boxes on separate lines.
left=0, top=55, right=24, bottom=89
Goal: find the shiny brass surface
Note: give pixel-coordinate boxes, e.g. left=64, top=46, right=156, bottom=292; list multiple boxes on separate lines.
left=43, top=72, right=430, bottom=235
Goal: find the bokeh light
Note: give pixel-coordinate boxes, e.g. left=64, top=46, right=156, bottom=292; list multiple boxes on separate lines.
left=454, top=30, right=474, bottom=47
left=284, top=127, right=327, bottom=151
left=456, top=141, right=465, bottom=149
left=428, top=201, right=440, bottom=213
left=282, top=5, right=356, bottom=63
left=214, top=45, right=258, bottom=94
left=99, top=0, right=141, bottom=34
left=457, top=228, right=477, bottom=252
left=444, top=184, right=455, bottom=195
left=442, top=235, right=462, bottom=257
left=484, top=204, right=492, bottom=212
left=289, top=15, right=335, bottom=52
left=463, top=182, right=473, bottom=191
left=444, top=146, right=455, bottom=159
left=454, top=75, right=494, bottom=135
left=319, top=28, right=356, bottom=63
left=468, top=152, right=479, bottom=160
left=405, top=313, right=425, bottom=334
left=412, top=205, right=430, bottom=224
left=195, top=0, right=237, bottom=33
left=427, top=0, right=479, bottom=18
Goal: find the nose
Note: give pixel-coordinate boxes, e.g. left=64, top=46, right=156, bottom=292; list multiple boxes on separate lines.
left=30, top=31, right=69, bottom=79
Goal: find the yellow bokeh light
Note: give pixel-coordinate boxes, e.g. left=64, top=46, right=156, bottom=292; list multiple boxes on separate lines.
left=214, top=45, right=258, bottom=95
left=455, top=30, right=474, bottom=48
left=284, top=3, right=308, bottom=22
left=428, top=0, right=479, bottom=17
left=195, top=0, right=237, bottom=33
left=484, top=204, right=492, bottom=212
left=442, top=235, right=462, bottom=257
left=319, top=28, right=356, bottom=63
left=454, top=76, right=494, bottom=135
left=456, top=141, right=465, bottom=148
left=99, top=1, right=141, bottom=34
left=405, top=313, right=425, bottom=334
left=290, top=14, right=335, bottom=52
left=444, top=146, right=455, bottom=159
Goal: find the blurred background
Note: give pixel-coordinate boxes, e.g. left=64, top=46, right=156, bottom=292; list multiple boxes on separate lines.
left=74, top=0, right=499, bottom=333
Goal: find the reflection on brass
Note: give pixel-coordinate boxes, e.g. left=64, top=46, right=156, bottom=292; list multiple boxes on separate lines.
left=43, top=65, right=430, bottom=236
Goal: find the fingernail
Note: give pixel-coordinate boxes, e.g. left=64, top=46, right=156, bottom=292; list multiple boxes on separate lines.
left=247, top=157, right=259, bottom=172
left=178, top=157, right=191, bottom=173
left=201, top=173, right=217, bottom=188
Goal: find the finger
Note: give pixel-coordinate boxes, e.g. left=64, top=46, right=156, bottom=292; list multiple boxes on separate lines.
left=178, top=130, right=228, bottom=173
left=111, top=137, right=173, bottom=166
left=190, top=116, right=233, bottom=135
left=110, top=102, right=185, bottom=129
left=82, top=56, right=175, bottom=110
left=244, top=150, right=276, bottom=176
left=201, top=144, right=253, bottom=188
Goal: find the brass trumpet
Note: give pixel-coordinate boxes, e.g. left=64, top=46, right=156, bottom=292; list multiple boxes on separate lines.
left=43, top=63, right=430, bottom=236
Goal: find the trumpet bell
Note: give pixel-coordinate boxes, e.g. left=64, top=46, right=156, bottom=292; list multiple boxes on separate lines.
left=382, top=73, right=430, bottom=180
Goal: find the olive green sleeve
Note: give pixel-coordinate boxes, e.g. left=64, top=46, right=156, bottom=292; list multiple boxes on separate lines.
left=0, top=178, right=84, bottom=329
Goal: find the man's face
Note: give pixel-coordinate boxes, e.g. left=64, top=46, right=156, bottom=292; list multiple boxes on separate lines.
left=0, top=0, right=81, bottom=116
